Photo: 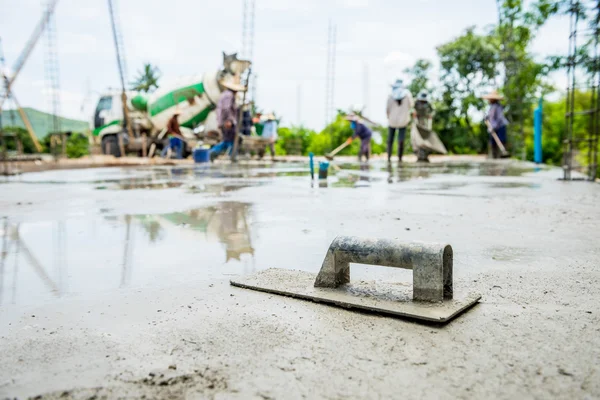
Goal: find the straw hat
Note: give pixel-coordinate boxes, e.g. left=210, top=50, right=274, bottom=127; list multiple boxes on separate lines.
left=482, top=90, right=504, bottom=101
left=344, top=114, right=360, bottom=122
left=220, top=74, right=247, bottom=92
left=417, top=90, right=430, bottom=102
left=265, top=113, right=276, bottom=121
left=390, top=79, right=407, bottom=101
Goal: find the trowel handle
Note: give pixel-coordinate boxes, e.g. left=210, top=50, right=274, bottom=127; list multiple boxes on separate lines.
left=314, top=236, right=453, bottom=302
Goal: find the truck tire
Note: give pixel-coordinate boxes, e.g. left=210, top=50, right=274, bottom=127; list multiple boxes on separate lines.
left=101, top=135, right=122, bottom=158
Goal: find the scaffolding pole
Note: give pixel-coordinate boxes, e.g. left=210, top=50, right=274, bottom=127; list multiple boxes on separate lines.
left=563, top=0, right=599, bottom=181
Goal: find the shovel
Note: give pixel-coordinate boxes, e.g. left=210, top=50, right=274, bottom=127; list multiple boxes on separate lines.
left=325, top=140, right=351, bottom=161
left=485, top=120, right=510, bottom=158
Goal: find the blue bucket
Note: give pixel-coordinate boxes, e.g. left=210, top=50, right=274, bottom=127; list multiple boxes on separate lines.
left=318, top=161, right=329, bottom=180
left=193, top=148, right=210, bottom=163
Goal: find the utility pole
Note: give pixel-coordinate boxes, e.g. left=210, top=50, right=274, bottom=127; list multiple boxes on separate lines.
left=43, top=0, right=63, bottom=158
left=325, top=20, right=337, bottom=126
left=362, top=62, right=369, bottom=114
left=241, top=0, right=256, bottom=102
left=107, top=0, right=133, bottom=156
left=297, top=83, right=302, bottom=125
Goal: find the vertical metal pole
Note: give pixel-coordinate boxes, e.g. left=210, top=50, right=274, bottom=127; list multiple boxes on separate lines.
left=591, top=1, right=600, bottom=179
left=231, top=68, right=251, bottom=163
left=108, top=0, right=133, bottom=148
left=564, top=0, right=578, bottom=180
left=534, top=98, right=543, bottom=164
left=325, top=21, right=332, bottom=125
left=297, top=83, right=302, bottom=125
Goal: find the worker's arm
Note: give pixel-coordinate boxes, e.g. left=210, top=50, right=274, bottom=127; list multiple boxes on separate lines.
left=386, top=97, right=392, bottom=118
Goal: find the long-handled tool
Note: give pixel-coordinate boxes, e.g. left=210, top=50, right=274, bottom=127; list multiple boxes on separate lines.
left=485, top=120, right=510, bottom=158
left=325, top=140, right=351, bottom=161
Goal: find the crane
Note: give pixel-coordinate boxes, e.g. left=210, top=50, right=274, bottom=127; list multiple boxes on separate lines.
left=0, top=0, right=59, bottom=153
left=0, top=38, right=43, bottom=153
left=0, top=0, right=59, bottom=110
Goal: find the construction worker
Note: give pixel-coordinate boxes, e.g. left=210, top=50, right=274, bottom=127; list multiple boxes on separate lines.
left=413, top=90, right=435, bottom=162
left=241, top=103, right=253, bottom=137
left=210, top=79, right=245, bottom=161
left=345, top=115, right=372, bottom=162
left=482, top=90, right=509, bottom=159
left=386, top=79, right=414, bottom=163
left=261, top=113, right=278, bottom=160
left=161, top=111, right=184, bottom=159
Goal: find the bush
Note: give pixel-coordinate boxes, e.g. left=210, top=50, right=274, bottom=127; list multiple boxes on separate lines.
left=0, top=126, right=43, bottom=153
left=66, top=133, right=90, bottom=158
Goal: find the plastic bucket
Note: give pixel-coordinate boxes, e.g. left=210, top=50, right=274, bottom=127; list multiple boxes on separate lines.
left=318, top=161, right=329, bottom=180
left=193, top=148, right=211, bottom=163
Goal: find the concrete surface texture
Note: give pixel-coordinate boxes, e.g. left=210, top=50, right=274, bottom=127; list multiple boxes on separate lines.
left=0, top=159, right=599, bottom=399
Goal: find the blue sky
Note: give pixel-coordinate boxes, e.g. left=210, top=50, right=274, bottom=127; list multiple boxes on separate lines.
left=1, top=0, right=570, bottom=130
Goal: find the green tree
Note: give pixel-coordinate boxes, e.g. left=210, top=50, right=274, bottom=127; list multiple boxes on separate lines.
left=130, top=63, right=161, bottom=93
left=404, top=59, right=432, bottom=95
left=524, top=90, right=595, bottom=167
left=0, top=126, right=42, bottom=154
left=495, top=0, right=560, bottom=159
left=275, top=125, right=316, bottom=155
left=436, top=27, right=499, bottom=153
left=66, top=133, right=90, bottom=158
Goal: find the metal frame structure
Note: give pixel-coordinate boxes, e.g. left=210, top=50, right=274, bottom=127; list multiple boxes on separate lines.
left=325, top=20, right=337, bottom=125
left=43, top=0, right=64, bottom=158
left=241, top=0, right=256, bottom=102
left=563, top=0, right=600, bottom=181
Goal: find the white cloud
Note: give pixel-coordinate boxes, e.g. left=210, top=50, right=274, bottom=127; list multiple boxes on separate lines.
left=336, top=0, right=370, bottom=8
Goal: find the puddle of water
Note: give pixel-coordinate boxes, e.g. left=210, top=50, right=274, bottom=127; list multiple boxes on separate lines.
left=0, top=201, right=331, bottom=307
left=486, top=182, right=541, bottom=189
left=329, top=161, right=548, bottom=188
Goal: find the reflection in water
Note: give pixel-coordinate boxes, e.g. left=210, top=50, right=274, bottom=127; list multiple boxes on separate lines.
left=0, top=219, right=62, bottom=305
left=0, top=202, right=255, bottom=306
left=154, top=202, right=254, bottom=262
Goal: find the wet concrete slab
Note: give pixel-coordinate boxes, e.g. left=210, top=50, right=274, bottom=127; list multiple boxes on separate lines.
left=0, top=158, right=599, bottom=399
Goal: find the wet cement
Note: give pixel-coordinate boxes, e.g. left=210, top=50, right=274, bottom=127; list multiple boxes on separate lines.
left=0, top=159, right=599, bottom=398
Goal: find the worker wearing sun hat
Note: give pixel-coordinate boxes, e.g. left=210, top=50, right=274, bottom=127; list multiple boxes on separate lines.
left=386, top=79, right=414, bottom=163
left=413, top=90, right=435, bottom=162
left=345, top=114, right=373, bottom=162
left=210, top=75, right=247, bottom=161
left=261, top=113, right=279, bottom=160
left=482, top=90, right=509, bottom=159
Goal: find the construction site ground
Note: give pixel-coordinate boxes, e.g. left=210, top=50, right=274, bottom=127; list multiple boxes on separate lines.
left=0, top=156, right=599, bottom=399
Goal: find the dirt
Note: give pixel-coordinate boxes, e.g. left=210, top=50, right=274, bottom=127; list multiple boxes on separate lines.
left=0, top=157, right=599, bottom=399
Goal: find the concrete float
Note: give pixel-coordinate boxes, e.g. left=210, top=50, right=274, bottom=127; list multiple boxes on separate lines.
left=231, top=236, right=481, bottom=323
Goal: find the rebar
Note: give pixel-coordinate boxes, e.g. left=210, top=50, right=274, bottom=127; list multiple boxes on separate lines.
left=563, top=0, right=599, bottom=181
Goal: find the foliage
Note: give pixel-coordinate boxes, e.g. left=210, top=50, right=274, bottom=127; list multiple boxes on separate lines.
left=66, top=133, right=90, bottom=158
left=434, top=27, right=499, bottom=154
left=274, top=126, right=316, bottom=155
left=279, top=113, right=389, bottom=157
left=524, top=91, right=597, bottom=168
left=404, top=59, right=432, bottom=95
left=494, top=0, right=559, bottom=158
left=130, top=63, right=161, bottom=93
left=39, top=132, right=89, bottom=158
left=0, top=126, right=43, bottom=153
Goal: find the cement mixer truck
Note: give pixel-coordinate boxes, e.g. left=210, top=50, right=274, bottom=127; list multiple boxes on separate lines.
left=92, top=53, right=251, bottom=157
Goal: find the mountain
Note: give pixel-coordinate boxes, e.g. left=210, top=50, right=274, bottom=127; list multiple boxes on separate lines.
left=1, top=107, right=89, bottom=138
